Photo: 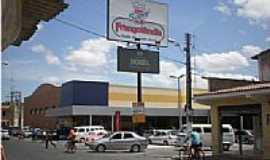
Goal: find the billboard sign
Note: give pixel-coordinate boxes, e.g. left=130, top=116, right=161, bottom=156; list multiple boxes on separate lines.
left=107, top=0, right=168, bottom=47
left=117, top=46, right=159, bottom=73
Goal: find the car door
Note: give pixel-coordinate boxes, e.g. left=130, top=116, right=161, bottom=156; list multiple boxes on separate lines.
left=108, top=132, right=123, bottom=150
left=152, top=131, right=163, bottom=144
left=123, top=133, right=136, bottom=150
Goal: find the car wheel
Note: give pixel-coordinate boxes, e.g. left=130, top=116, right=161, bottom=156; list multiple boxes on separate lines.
left=96, top=144, right=106, bottom=152
left=223, top=144, right=230, bottom=151
left=163, top=140, right=169, bottom=146
left=131, top=144, right=140, bottom=152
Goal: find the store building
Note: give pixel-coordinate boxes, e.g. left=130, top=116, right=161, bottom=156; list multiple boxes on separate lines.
left=194, top=49, right=270, bottom=159
left=24, top=81, right=210, bottom=130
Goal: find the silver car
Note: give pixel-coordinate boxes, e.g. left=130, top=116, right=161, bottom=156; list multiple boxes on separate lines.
left=87, top=131, right=148, bottom=152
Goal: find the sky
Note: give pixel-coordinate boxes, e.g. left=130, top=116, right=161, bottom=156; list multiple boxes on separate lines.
left=1, top=0, right=270, bottom=101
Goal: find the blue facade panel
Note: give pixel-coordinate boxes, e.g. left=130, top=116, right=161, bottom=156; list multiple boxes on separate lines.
left=60, top=81, right=108, bottom=107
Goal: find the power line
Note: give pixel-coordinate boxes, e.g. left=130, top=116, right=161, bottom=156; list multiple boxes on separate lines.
left=54, top=18, right=106, bottom=38
left=55, top=18, right=187, bottom=65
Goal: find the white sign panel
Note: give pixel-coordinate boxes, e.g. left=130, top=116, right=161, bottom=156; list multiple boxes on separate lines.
left=107, top=0, right=168, bottom=47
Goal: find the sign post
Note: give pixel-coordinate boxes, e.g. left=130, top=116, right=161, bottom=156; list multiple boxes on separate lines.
left=107, top=0, right=168, bottom=134
left=107, top=0, right=168, bottom=47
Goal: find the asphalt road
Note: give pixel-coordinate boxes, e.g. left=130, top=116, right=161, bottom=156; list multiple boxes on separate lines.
left=2, top=138, right=180, bottom=160
left=3, top=137, right=255, bottom=160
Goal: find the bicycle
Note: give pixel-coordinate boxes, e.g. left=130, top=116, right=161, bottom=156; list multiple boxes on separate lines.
left=189, top=145, right=205, bottom=160
left=65, top=140, right=77, bottom=153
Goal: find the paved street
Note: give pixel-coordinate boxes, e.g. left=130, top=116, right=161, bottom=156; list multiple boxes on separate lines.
left=3, top=137, right=257, bottom=160
left=3, top=138, right=184, bottom=160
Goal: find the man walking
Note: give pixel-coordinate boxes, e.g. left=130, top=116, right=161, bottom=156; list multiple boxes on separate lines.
left=45, top=131, right=56, bottom=149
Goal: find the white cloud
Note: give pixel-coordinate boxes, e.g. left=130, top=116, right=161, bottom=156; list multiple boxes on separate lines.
left=203, top=72, right=258, bottom=81
left=31, top=44, right=61, bottom=65
left=193, top=44, right=263, bottom=72
left=214, top=2, right=232, bottom=15
left=37, top=23, right=44, bottom=31
left=240, top=45, right=262, bottom=58
left=143, top=60, right=184, bottom=87
left=234, top=0, right=270, bottom=28
left=41, top=76, right=60, bottom=86
left=193, top=51, right=249, bottom=72
left=266, top=37, right=270, bottom=42
left=66, top=38, right=116, bottom=67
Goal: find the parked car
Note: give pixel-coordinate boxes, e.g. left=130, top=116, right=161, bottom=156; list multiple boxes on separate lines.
left=8, top=127, right=21, bottom=136
left=74, top=125, right=107, bottom=142
left=85, top=131, right=107, bottom=145
left=235, top=130, right=254, bottom=144
left=148, top=129, right=178, bottom=145
left=176, top=124, right=235, bottom=151
left=87, top=131, right=148, bottom=152
left=1, top=129, right=10, bottom=140
left=23, top=129, right=32, bottom=138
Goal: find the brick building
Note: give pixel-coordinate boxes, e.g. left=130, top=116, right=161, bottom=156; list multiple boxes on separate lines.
left=1, top=104, right=14, bottom=128
left=24, top=84, right=61, bottom=129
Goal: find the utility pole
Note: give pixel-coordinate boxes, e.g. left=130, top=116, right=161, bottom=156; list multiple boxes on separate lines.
left=10, top=91, right=22, bottom=129
left=185, top=33, right=192, bottom=133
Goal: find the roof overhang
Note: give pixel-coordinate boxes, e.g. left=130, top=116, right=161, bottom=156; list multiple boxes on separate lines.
left=47, top=105, right=209, bottom=117
left=194, top=88, right=270, bottom=105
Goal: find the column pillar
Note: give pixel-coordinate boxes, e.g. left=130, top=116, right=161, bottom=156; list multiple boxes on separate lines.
left=211, top=105, right=222, bottom=157
left=89, top=115, right=92, bottom=126
left=111, top=115, right=114, bottom=132
left=261, top=102, right=270, bottom=159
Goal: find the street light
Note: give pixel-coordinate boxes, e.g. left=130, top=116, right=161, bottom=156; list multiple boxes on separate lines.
left=169, top=74, right=185, bottom=130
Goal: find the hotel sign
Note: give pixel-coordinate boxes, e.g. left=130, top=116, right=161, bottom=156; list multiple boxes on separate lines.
left=117, top=46, right=159, bottom=73
left=107, top=0, right=168, bottom=47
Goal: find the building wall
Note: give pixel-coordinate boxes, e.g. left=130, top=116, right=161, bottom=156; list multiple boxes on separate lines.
left=1, top=105, right=14, bottom=127
left=207, top=78, right=258, bottom=92
left=109, top=84, right=209, bottom=109
left=24, top=84, right=60, bottom=129
left=258, top=52, right=270, bottom=81
left=24, top=82, right=209, bottom=129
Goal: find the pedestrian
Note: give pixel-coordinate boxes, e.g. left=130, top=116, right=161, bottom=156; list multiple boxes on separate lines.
left=18, top=129, right=24, bottom=140
left=1, top=144, right=7, bottom=160
left=65, top=128, right=76, bottom=153
left=45, top=131, right=56, bottom=149
left=190, top=131, right=205, bottom=159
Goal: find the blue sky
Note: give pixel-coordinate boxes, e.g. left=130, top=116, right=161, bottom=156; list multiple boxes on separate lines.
left=2, top=0, right=270, bottom=101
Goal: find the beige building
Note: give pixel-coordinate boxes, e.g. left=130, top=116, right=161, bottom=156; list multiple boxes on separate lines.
left=195, top=49, right=270, bottom=159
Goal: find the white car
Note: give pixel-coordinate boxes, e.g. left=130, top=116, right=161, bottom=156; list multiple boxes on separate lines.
left=74, top=125, right=108, bottom=142
left=176, top=124, right=235, bottom=151
left=148, top=130, right=178, bottom=145
left=1, top=129, right=10, bottom=140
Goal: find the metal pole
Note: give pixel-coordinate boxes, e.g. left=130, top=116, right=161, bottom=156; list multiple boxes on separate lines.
left=137, top=43, right=142, bottom=103
left=136, top=43, right=142, bottom=134
left=185, top=33, right=192, bottom=134
left=239, top=115, right=244, bottom=155
left=177, top=77, right=182, bottom=129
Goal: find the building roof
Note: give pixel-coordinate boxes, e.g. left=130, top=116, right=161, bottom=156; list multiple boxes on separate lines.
left=251, top=49, right=270, bottom=60
left=202, top=76, right=258, bottom=82
left=195, top=82, right=270, bottom=97
left=12, top=0, right=68, bottom=46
